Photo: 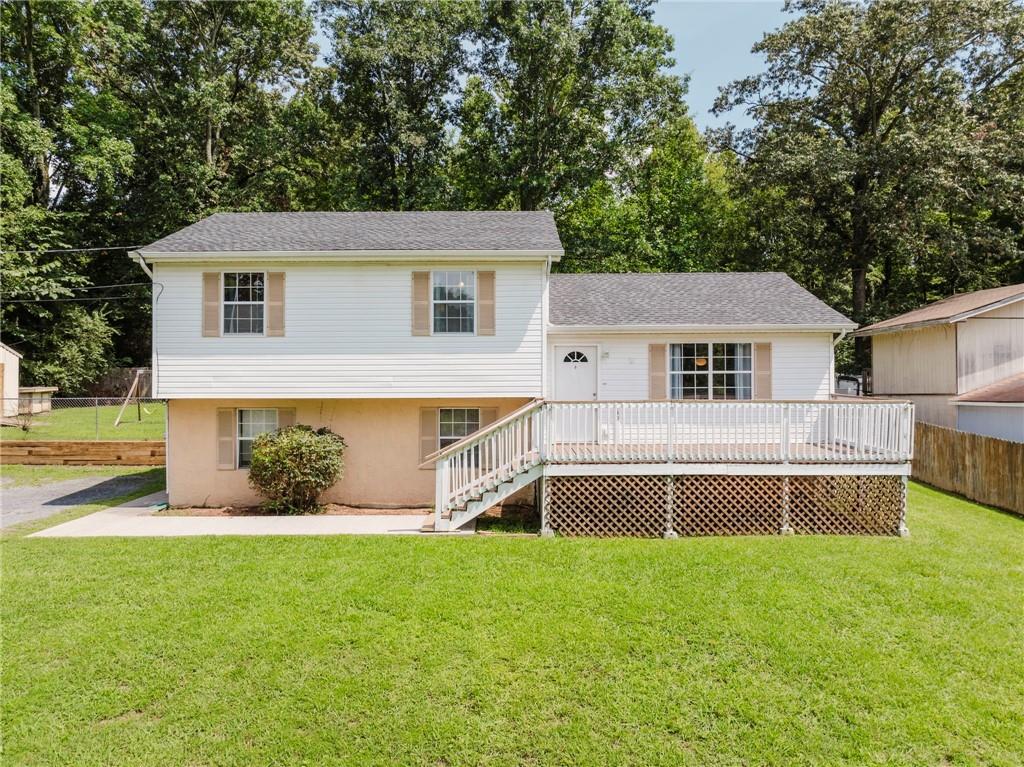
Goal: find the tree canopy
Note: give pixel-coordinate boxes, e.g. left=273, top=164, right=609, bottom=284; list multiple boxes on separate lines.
left=1, top=0, right=1022, bottom=388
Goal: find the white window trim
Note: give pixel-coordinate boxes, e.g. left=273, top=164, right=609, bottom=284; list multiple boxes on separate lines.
left=668, top=342, right=754, bottom=401
left=437, top=407, right=481, bottom=450
left=430, top=270, right=477, bottom=336
left=236, top=407, right=278, bottom=469
left=222, top=270, right=268, bottom=337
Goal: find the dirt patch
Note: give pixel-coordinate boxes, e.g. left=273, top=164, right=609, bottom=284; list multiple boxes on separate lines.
left=158, top=503, right=429, bottom=517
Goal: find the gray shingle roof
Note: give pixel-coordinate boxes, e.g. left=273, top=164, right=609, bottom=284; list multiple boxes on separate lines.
left=139, top=211, right=563, bottom=254
left=549, top=272, right=854, bottom=328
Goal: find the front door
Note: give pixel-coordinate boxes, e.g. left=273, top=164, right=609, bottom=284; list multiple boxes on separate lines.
left=555, top=345, right=598, bottom=400
left=554, top=345, right=598, bottom=444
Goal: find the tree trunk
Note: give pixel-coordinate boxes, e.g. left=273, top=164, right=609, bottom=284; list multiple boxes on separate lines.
left=23, top=1, right=50, bottom=206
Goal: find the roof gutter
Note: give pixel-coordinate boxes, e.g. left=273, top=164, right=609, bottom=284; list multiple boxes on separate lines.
left=547, top=323, right=858, bottom=335
left=135, top=248, right=564, bottom=263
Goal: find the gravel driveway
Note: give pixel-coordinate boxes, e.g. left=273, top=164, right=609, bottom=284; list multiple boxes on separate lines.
left=1, top=474, right=160, bottom=529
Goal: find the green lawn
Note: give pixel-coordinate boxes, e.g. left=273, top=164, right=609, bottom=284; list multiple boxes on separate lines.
left=0, top=402, right=166, bottom=441
left=0, top=463, right=161, bottom=488
left=2, top=483, right=1021, bottom=766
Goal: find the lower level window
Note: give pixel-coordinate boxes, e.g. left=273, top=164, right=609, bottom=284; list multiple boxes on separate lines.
left=438, top=408, right=480, bottom=449
left=238, top=408, right=278, bottom=467
left=669, top=343, right=752, bottom=400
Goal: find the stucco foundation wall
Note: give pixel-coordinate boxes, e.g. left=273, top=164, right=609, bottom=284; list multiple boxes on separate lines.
left=167, top=397, right=531, bottom=507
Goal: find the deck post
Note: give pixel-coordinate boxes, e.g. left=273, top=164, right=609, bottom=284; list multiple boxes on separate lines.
left=779, top=475, right=793, bottom=534
left=539, top=474, right=554, bottom=537
left=898, top=474, right=910, bottom=537
left=434, top=457, right=448, bottom=530
left=663, top=475, right=678, bottom=539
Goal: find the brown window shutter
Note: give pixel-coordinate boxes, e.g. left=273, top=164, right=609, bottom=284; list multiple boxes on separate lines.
left=754, top=343, right=772, bottom=399
left=266, top=272, right=285, bottom=336
left=412, top=271, right=431, bottom=336
left=648, top=344, right=667, bottom=400
left=203, top=273, right=221, bottom=337
left=419, top=407, right=438, bottom=462
left=477, top=271, right=495, bottom=335
left=217, top=408, right=236, bottom=470
left=277, top=408, right=296, bottom=429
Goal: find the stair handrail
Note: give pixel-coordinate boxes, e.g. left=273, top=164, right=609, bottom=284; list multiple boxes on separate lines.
left=431, top=399, right=546, bottom=516
left=419, top=398, right=545, bottom=468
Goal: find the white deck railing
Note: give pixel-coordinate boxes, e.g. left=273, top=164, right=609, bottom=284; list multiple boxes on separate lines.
left=433, top=400, right=914, bottom=516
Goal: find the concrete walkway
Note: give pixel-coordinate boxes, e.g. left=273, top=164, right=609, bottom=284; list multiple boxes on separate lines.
left=30, top=492, right=446, bottom=537
left=1, top=473, right=160, bottom=530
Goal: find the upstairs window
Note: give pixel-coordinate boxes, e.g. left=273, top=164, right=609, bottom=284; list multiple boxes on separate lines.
left=432, top=271, right=475, bottom=334
left=669, top=343, right=752, bottom=400
left=224, top=272, right=265, bottom=335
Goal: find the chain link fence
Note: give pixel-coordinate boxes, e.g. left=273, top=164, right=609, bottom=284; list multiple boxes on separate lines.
left=1, top=397, right=167, bottom=441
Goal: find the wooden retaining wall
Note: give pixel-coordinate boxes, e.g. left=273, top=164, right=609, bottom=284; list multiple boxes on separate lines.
left=913, top=423, right=1023, bottom=516
left=0, top=440, right=165, bottom=466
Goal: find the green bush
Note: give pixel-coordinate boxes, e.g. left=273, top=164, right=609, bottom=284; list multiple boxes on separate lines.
left=247, top=425, right=346, bottom=514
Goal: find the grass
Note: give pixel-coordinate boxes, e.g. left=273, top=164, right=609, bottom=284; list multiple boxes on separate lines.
left=1, top=468, right=166, bottom=539
left=2, top=482, right=1022, bottom=766
left=0, top=463, right=160, bottom=488
left=0, top=402, right=166, bottom=441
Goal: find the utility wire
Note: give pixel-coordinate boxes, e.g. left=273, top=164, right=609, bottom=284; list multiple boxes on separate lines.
left=0, top=245, right=140, bottom=255
left=3, top=295, right=136, bottom=304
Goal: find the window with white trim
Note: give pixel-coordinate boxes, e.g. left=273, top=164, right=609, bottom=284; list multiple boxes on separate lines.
left=432, top=271, right=475, bottom=334
left=438, top=408, right=480, bottom=449
left=669, top=343, right=752, bottom=400
left=237, top=408, right=278, bottom=468
left=223, top=272, right=266, bottom=335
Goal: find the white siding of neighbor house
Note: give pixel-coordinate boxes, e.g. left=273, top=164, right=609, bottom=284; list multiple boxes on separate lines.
left=1, top=345, right=20, bottom=416
left=956, top=301, right=1024, bottom=394
left=546, top=332, right=835, bottom=400
left=153, top=260, right=545, bottom=398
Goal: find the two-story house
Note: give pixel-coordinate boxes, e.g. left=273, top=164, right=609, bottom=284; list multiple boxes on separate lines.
left=133, top=211, right=914, bottom=537
left=853, top=283, right=1024, bottom=442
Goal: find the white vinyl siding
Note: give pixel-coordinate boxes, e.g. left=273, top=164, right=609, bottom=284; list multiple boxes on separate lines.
left=956, top=302, right=1024, bottom=394
left=547, top=332, right=834, bottom=401
left=153, top=261, right=544, bottom=398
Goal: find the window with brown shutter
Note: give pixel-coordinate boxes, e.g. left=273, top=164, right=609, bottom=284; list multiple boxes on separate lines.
left=477, top=271, right=495, bottom=335
left=203, top=273, right=220, bottom=337
left=419, top=407, right=438, bottom=462
left=412, top=272, right=430, bottom=336
left=216, top=408, right=235, bottom=469
left=648, top=344, right=667, bottom=400
left=754, top=343, right=773, bottom=399
left=266, top=272, right=285, bottom=336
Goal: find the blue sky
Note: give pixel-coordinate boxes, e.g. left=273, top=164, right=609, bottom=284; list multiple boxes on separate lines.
left=653, top=1, right=790, bottom=130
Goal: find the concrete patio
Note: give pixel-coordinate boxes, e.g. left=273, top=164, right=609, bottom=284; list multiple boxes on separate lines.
left=29, top=492, right=450, bottom=537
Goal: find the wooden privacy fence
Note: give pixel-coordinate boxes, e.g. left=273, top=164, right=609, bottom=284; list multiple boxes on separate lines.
left=913, top=423, right=1023, bottom=516
left=1, top=440, right=165, bottom=466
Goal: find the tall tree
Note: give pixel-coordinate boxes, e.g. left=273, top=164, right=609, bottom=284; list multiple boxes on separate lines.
left=451, top=0, right=685, bottom=212
left=713, top=0, right=1024, bottom=367
left=318, top=0, right=477, bottom=210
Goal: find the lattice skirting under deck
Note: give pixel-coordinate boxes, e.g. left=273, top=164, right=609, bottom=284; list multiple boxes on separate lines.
left=544, top=474, right=906, bottom=538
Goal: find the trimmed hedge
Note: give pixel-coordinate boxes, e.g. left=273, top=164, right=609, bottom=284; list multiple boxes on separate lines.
left=248, top=425, right=346, bottom=514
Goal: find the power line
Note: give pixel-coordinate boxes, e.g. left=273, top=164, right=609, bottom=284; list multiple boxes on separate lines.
left=3, top=295, right=137, bottom=304
left=0, top=245, right=140, bottom=255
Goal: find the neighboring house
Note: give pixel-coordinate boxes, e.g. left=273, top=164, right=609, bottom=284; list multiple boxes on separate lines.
left=133, top=211, right=914, bottom=536
left=1, top=343, right=22, bottom=417
left=853, top=283, right=1024, bottom=442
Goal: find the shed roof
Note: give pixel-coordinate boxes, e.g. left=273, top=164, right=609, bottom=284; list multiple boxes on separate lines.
left=853, top=283, right=1024, bottom=337
left=954, top=373, right=1024, bottom=404
left=139, top=211, right=564, bottom=256
left=548, top=272, right=854, bottom=329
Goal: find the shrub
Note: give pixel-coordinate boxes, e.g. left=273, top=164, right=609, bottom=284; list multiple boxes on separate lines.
left=247, top=425, right=346, bottom=514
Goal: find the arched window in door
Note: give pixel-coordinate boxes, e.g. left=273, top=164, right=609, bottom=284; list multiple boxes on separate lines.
left=563, top=350, right=589, bottom=363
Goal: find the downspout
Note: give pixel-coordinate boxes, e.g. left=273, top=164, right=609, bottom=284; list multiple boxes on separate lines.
left=832, top=329, right=850, bottom=397
left=131, top=250, right=168, bottom=495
